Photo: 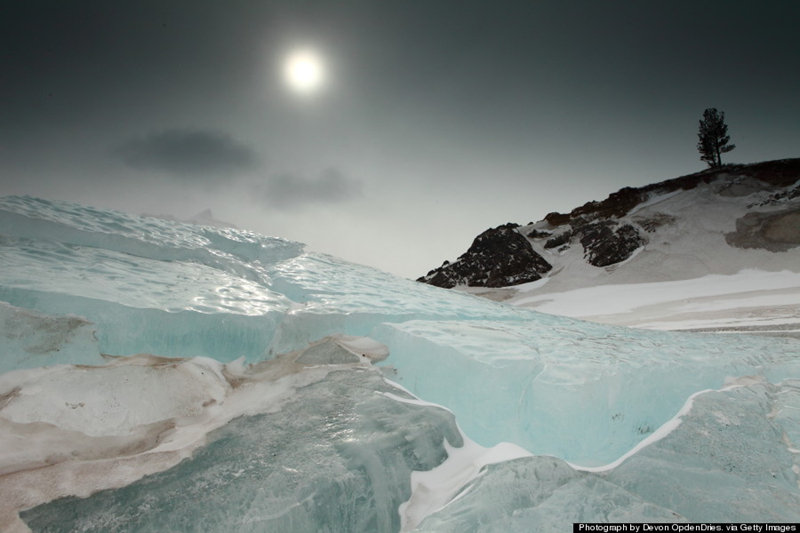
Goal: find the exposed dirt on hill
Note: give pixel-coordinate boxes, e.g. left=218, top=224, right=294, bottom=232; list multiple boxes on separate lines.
left=544, top=159, right=800, bottom=227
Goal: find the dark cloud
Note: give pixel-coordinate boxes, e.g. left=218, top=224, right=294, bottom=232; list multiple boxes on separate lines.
left=114, top=129, right=258, bottom=179
left=260, top=168, right=362, bottom=209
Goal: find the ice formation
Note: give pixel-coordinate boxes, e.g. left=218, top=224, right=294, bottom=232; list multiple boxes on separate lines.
left=1, top=195, right=799, bottom=532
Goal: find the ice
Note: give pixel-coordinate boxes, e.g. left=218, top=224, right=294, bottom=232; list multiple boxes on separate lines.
left=0, top=203, right=294, bottom=361
left=16, top=359, right=462, bottom=533
left=0, top=195, right=303, bottom=270
left=0, top=301, right=102, bottom=373
left=371, top=318, right=800, bottom=464
left=415, top=457, right=688, bottom=532
left=265, top=253, right=532, bottom=355
left=399, top=430, right=532, bottom=531
left=415, top=379, right=800, bottom=531
left=293, top=334, right=389, bottom=365
left=2, top=195, right=800, bottom=531
left=603, top=378, right=800, bottom=522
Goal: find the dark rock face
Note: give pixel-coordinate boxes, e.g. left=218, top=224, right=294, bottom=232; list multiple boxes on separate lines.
left=570, top=187, right=645, bottom=221
left=579, top=222, right=647, bottom=267
left=418, top=224, right=552, bottom=288
left=526, top=229, right=552, bottom=239
left=544, top=212, right=571, bottom=227
left=544, top=230, right=573, bottom=249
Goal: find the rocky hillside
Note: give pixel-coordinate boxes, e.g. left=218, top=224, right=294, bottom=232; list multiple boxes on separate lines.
left=418, top=159, right=800, bottom=295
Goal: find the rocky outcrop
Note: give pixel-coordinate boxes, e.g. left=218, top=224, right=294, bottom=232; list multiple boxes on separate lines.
left=579, top=221, right=646, bottom=267
left=536, top=218, right=647, bottom=267
left=418, top=224, right=552, bottom=288
left=544, top=230, right=573, bottom=250
left=725, top=207, right=800, bottom=252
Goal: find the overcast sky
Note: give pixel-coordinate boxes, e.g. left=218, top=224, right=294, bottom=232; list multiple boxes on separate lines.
left=2, top=1, right=798, bottom=278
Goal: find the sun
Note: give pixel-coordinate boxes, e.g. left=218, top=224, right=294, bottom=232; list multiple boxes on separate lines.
left=283, top=49, right=325, bottom=93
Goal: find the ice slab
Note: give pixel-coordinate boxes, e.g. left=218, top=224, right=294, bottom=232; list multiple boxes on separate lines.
left=264, top=253, right=534, bottom=354
left=416, top=379, right=800, bottom=531
left=0, top=195, right=304, bottom=272
left=603, top=378, right=800, bottom=522
left=0, top=301, right=102, bottom=373
left=372, top=318, right=800, bottom=465
left=0, top=196, right=529, bottom=361
left=15, top=358, right=462, bottom=533
left=415, top=456, right=688, bottom=532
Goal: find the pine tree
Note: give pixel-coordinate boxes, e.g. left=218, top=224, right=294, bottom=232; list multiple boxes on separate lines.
left=697, top=108, right=736, bottom=167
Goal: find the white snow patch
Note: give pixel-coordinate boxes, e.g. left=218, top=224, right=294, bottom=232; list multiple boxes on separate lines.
left=511, top=269, right=800, bottom=321
left=398, top=436, right=531, bottom=532
left=379, top=383, right=533, bottom=532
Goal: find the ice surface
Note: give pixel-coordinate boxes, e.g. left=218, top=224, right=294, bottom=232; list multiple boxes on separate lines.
left=0, top=195, right=302, bottom=268
left=416, top=379, right=800, bottom=531
left=603, top=378, right=800, bottom=522
left=415, top=456, right=688, bottom=532
left=17, top=360, right=462, bottom=533
left=0, top=301, right=101, bottom=373
left=371, top=318, right=800, bottom=464
left=1, top=195, right=800, bottom=532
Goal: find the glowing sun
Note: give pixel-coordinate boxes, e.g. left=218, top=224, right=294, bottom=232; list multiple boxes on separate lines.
left=283, top=49, right=325, bottom=93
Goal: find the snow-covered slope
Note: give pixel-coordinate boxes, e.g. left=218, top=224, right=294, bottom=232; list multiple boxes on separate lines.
left=420, top=159, right=800, bottom=334
left=1, top=195, right=799, bottom=531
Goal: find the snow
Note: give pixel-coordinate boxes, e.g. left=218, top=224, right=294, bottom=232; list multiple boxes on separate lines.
left=400, top=437, right=532, bottom=532
left=1, top=195, right=800, bottom=532
left=626, top=189, right=683, bottom=216
left=509, top=269, right=800, bottom=332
